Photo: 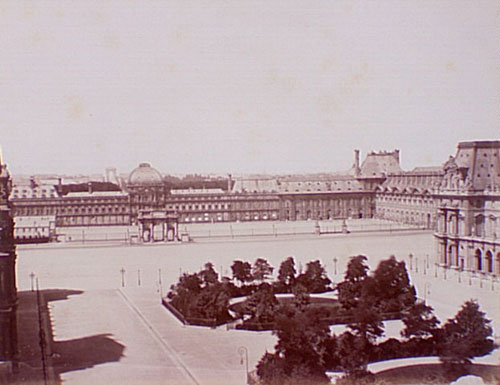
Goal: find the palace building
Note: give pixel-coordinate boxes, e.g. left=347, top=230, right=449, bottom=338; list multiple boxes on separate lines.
left=8, top=139, right=500, bottom=276
left=434, top=141, right=500, bottom=275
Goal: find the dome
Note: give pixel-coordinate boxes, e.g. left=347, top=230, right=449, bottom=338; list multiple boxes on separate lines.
left=128, top=163, right=163, bottom=185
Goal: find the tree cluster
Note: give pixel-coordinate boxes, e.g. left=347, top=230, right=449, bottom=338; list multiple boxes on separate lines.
left=167, top=263, right=232, bottom=324
left=257, top=255, right=497, bottom=385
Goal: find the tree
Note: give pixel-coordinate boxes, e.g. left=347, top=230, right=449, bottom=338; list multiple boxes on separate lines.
left=256, top=352, right=286, bottom=385
left=199, top=262, right=218, bottom=287
left=296, top=260, right=331, bottom=293
left=245, top=283, right=278, bottom=323
left=231, top=260, right=253, bottom=285
left=252, top=258, right=274, bottom=282
left=270, top=305, right=331, bottom=384
left=291, top=283, right=310, bottom=310
left=371, top=256, right=416, bottom=312
left=167, top=272, right=203, bottom=315
left=192, top=283, right=231, bottom=322
left=401, top=302, right=440, bottom=339
left=344, top=255, right=369, bottom=282
left=277, top=257, right=296, bottom=288
left=347, top=303, right=384, bottom=343
left=337, top=331, right=371, bottom=378
left=337, top=255, right=370, bottom=310
left=439, top=300, right=497, bottom=366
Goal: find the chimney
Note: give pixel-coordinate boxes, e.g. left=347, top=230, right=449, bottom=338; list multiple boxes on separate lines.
left=354, top=150, right=360, bottom=176
left=228, top=174, right=232, bottom=192
left=394, top=149, right=400, bottom=163
left=88, top=182, right=93, bottom=194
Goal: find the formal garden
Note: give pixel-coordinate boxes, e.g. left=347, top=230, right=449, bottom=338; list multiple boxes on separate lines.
left=165, top=255, right=498, bottom=384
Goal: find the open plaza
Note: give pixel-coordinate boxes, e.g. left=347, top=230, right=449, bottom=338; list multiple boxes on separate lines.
left=14, top=219, right=500, bottom=385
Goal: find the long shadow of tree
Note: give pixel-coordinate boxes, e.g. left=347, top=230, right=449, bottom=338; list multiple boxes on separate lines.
left=16, top=289, right=125, bottom=384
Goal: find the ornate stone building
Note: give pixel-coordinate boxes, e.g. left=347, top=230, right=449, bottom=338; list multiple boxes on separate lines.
left=0, top=154, right=18, bottom=371
left=375, top=167, right=444, bottom=229
left=9, top=140, right=500, bottom=275
left=10, top=181, right=130, bottom=228
left=434, top=140, right=500, bottom=274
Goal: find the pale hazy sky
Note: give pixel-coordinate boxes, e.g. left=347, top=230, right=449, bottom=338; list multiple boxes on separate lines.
left=1, top=0, right=498, bottom=176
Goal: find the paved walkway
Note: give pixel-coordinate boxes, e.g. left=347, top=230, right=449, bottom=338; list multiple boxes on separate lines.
left=48, top=287, right=276, bottom=385
left=119, top=287, right=276, bottom=385
left=49, top=289, right=199, bottom=385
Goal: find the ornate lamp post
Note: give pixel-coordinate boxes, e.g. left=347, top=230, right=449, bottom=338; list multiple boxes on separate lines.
left=408, top=253, right=413, bottom=271
left=120, top=267, right=126, bottom=287
left=238, top=346, right=249, bottom=384
left=333, top=257, right=338, bottom=276
left=415, top=256, right=419, bottom=273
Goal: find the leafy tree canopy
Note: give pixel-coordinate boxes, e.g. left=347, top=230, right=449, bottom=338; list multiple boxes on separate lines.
left=231, top=260, right=253, bottom=284
left=296, top=260, right=331, bottom=293
left=199, top=262, right=219, bottom=287
left=401, top=302, right=440, bottom=339
left=278, top=257, right=296, bottom=287
left=253, top=258, right=274, bottom=282
left=439, top=300, right=497, bottom=365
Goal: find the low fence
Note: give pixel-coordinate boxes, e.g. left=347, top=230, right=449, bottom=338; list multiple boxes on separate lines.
left=184, top=219, right=425, bottom=241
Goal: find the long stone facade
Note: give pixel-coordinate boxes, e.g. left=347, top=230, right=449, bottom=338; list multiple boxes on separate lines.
left=7, top=139, right=500, bottom=276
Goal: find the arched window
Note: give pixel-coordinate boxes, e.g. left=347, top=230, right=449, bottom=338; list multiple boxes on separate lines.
left=475, top=249, right=482, bottom=271
left=486, top=250, right=493, bottom=273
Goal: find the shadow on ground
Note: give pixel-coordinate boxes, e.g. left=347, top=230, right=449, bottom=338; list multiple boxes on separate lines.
left=15, top=289, right=125, bottom=384
left=373, top=362, right=500, bottom=384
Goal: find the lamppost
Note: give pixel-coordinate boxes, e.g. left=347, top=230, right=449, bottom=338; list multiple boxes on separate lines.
left=426, top=254, right=430, bottom=269
left=415, top=256, right=418, bottom=273
left=238, top=346, right=249, bottom=384
left=137, top=269, right=141, bottom=286
left=120, top=267, right=126, bottom=287
left=408, top=254, right=413, bottom=271
left=333, top=257, right=338, bottom=276
left=29, top=272, right=36, bottom=292
left=424, top=282, right=431, bottom=302
left=158, top=268, right=163, bottom=297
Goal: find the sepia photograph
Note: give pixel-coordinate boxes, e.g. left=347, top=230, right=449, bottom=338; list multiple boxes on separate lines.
left=1, top=1, right=499, bottom=384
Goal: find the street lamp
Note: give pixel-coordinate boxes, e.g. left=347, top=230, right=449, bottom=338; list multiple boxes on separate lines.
left=424, top=282, right=431, bottom=302
left=408, top=254, right=413, bottom=271
left=120, top=267, right=126, bottom=287
left=238, top=346, right=249, bottom=384
left=415, top=256, right=418, bottom=273
left=333, top=257, right=338, bottom=276
left=29, top=272, right=36, bottom=292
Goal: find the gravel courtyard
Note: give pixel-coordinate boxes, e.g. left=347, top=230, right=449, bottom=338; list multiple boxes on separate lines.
left=15, top=221, right=500, bottom=385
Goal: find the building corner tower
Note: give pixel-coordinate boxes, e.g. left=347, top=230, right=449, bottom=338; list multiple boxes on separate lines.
left=0, top=151, right=18, bottom=371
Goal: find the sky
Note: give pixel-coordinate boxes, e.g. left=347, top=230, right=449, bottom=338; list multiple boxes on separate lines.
left=1, top=0, right=499, bottom=177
